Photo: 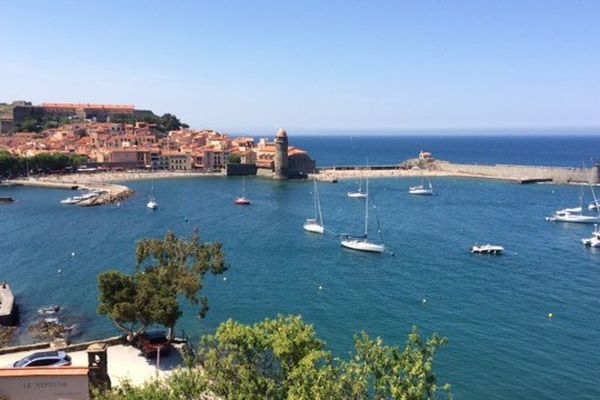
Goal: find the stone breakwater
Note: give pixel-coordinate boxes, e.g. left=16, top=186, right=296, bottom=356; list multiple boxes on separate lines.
left=2, top=178, right=134, bottom=206
left=314, top=160, right=600, bottom=185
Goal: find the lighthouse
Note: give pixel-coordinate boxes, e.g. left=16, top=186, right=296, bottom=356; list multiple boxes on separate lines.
left=274, top=128, right=289, bottom=179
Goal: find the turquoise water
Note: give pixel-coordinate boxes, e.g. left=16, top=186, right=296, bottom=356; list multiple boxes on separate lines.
left=2, top=134, right=600, bottom=399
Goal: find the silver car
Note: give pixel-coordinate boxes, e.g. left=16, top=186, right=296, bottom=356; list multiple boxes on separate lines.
left=13, top=351, right=72, bottom=367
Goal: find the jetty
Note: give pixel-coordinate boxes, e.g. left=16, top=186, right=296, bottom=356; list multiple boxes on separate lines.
left=2, top=178, right=134, bottom=206
left=314, top=159, right=600, bottom=185
left=0, top=283, right=17, bottom=326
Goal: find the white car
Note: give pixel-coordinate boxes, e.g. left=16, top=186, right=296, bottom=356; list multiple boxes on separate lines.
left=13, top=351, right=72, bottom=367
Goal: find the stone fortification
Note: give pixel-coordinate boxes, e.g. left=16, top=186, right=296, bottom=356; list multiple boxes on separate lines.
left=437, top=161, right=600, bottom=184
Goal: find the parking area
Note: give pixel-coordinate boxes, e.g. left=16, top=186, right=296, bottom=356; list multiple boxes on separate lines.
left=0, top=343, right=184, bottom=386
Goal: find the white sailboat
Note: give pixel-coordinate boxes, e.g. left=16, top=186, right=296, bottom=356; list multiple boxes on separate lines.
left=147, top=179, right=158, bottom=210
left=409, top=176, right=433, bottom=195
left=304, top=179, right=324, bottom=234
left=546, top=184, right=600, bottom=223
left=341, top=178, right=385, bottom=253
left=347, top=175, right=367, bottom=199
left=235, top=177, right=251, bottom=205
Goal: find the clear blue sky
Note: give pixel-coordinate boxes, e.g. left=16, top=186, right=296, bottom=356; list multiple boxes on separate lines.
left=1, top=0, right=599, bottom=133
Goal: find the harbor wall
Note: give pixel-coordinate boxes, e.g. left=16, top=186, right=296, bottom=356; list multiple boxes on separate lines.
left=226, top=163, right=257, bottom=176
left=437, top=162, right=599, bottom=184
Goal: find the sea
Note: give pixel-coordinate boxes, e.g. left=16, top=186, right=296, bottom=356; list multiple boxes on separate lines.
left=1, top=134, right=600, bottom=399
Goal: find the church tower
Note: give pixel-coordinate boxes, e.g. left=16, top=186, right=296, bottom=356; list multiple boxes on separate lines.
left=274, top=128, right=289, bottom=179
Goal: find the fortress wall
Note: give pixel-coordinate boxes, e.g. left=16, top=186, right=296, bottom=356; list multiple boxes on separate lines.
left=438, top=162, right=598, bottom=183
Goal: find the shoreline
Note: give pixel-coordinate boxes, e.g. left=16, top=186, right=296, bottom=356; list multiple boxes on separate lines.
left=2, top=161, right=597, bottom=206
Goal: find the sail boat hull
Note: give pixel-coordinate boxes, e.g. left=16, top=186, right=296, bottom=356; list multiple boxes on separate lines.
left=341, top=239, right=385, bottom=253
left=235, top=178, right=251, bottom=205
left=409, top=186, right=433, bottom=195
left=347, top=192, right=367, bottom=199
left=303, top=220, right=324, bottom=234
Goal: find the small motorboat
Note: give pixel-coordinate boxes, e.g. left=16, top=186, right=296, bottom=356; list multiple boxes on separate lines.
left=582, top=225, right=600, bottom=248
left=471, top=244, right=504, bottom=254
left=61, top=197, right=82, bottom=205
left=60, top=192, right=98, bottom=205
left=38, top=305, right=61, bottom=315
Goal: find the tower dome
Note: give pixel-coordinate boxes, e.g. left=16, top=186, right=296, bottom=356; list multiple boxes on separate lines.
left=276, top=128, right=287, bottom=138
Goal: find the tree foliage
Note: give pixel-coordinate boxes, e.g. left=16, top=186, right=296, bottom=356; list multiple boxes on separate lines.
left=95, top=315, right=450, bottom=400
left=0, top=151, right=86, bottom=178
left=108, top=111, right=188, bottom=133
left=97, top=231, right=226, bottom=338
left=228, top=153, right=242, bottom=164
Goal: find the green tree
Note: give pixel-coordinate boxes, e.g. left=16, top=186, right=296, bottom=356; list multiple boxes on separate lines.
left=95, top=316, right=450, bottom=400
left=197, top=316, right=450, bottom=400
left=20, top=117, right=41, bottom=132
left=228, top=153, right=242, bottom=164
left=98, top=231, right=227, bottom=340
left=160, top=113, right=183, bottom=132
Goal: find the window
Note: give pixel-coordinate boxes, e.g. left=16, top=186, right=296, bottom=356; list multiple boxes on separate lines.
left=28, top=358, right=59, bottom=366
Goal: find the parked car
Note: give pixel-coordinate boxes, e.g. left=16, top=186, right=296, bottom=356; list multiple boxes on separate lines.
left=13, top=351, right=72, bottom=368
left=135, top=330, right=173, bottom=358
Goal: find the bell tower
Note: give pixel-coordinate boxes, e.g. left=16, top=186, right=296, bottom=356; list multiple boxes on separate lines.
left=274, top=128, right=289, bottom=179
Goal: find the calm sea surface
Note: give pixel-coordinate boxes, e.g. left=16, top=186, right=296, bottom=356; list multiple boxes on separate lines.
left=1, top=135, right=600, bottom=399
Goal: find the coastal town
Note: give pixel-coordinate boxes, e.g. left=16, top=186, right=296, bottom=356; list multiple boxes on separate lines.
left=0, top=101, right=316, bottom=177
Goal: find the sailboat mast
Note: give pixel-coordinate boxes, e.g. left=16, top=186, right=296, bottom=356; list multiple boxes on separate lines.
left=365, top=177, right=369, bottom=237
left=313, top=179, right=318, bottom=220
left=242, top=177, right=247, bottom=198
left=316, top=180, right=323, bottom=226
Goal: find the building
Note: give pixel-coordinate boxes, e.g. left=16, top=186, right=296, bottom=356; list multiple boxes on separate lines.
left=162, top=152, right=192, bottom=171
left=255, top=129, right=316, bottom=178
left=41, top=103, right=135, bottom=121
left=274, top=128, right=289, bottom=179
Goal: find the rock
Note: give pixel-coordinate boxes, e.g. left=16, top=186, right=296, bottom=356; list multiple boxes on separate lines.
left=28, top=319, right=77, bottom=341
left=0, top=326, right=17, bottom=347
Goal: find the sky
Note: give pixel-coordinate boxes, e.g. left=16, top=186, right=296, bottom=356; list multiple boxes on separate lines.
left=1, top=0, right=599, bottom=134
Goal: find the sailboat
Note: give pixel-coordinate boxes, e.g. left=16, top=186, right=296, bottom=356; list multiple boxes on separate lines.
left=147, top=178, right=158, bottom=210
left=409, top=176, right=433, bottom=195
left=546, top=184, right=600, bottom=223
left=304, top=179, right=324, bottom=234
left=341, top=178, right=385, bottom=253
left=347, top=175, right=367, bottom=199
left=235, top=177, right=251, bottom=205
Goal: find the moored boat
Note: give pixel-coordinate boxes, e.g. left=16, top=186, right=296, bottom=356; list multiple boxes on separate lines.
left=60, top=192, right=98, bottom=205
left=304, top=179, right=324, bottom=234
left=471, top=244, right=504, bottom=254
left=340, top=177, right=386, bottom=254
left=147, top=198, right=158, bottom=210
left=582, top=225, right=600, bottom=247
left=235, top=178, right=251, bottom=205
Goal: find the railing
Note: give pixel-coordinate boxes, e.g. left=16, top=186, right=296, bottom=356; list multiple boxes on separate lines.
left=180, top=328, right=196, bottom=359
